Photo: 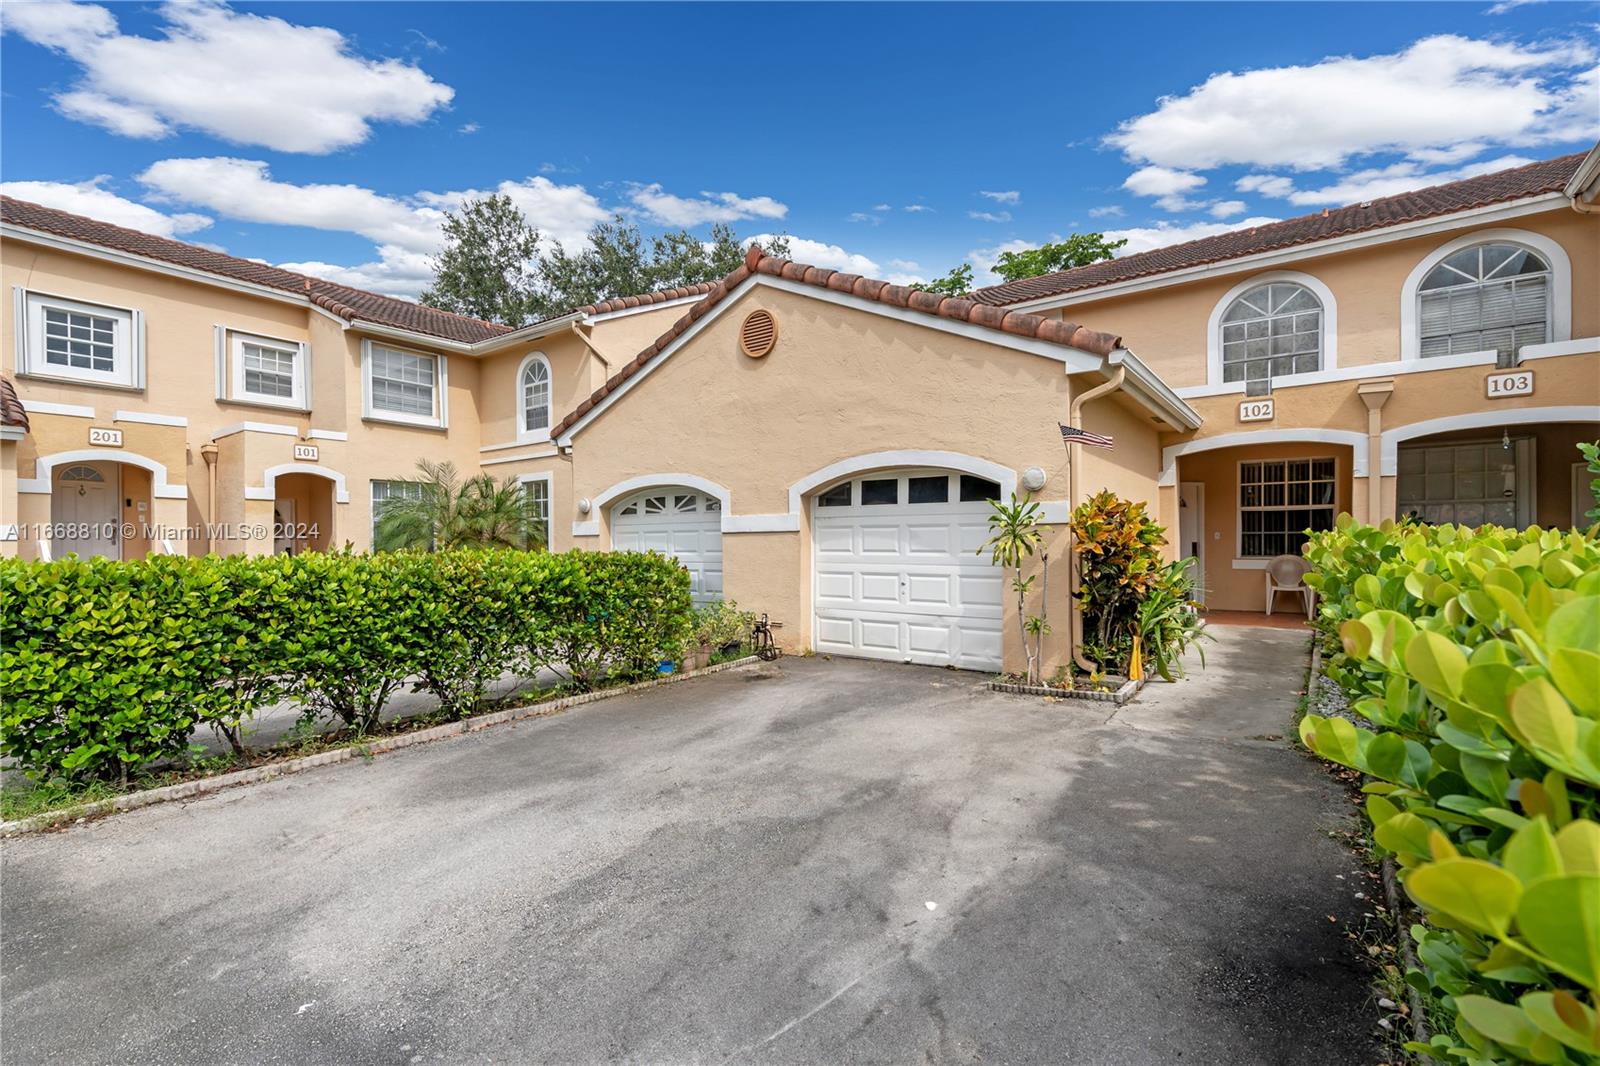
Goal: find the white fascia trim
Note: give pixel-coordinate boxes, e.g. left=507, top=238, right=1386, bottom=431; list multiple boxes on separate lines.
left=1205, top=270, right=1338, bottom=387
left=244, top=462, right=351, bottom=504
left=1515, top=336, right=1598, bottom=360
left=1159, top=429, right=1369, bottom=487
left=468, top=313, right=583, bottom=355
left=2, top=225, right=308, bottom=308
left=1000, top=194, right=1568, bottom=313
left=1175, top=348, right=1502, bottom=399
left=21, top=399, right=96, bottom=418
left=789, top=450, right=1019, bottom=515
left=585, top=295, right=706, bottom=324
left=305, top=429, right=348, bottom=441
left=482, top=449, right=558, bottom=466
left=113, top=410, right=187, bottom=427
left=556, top=274, right=1107, bottom=445
left=17, top=447, right=187, bottom=498
left=350, top=321, right=474, bottom=354
left=1399, top=227, right=1572, bottom=362
left=1106, top=348, right=1202, bottom=429
left=213, top=420, right=299, bottom=439
left=571, top=520, right=600, bottom=538
left=0, top=426, right=26, bottom=442
left=1563, top=144, right=1600, bottom=199
left=1380, top=404, right=1600, bottom=475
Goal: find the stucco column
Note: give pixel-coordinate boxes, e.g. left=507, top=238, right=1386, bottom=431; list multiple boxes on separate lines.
left=0, top=440, right=18, bottom=557
left=1357, top=379, right=1394, bottom=525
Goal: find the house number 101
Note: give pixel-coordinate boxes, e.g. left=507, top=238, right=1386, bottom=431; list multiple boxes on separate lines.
left=1486, top=369, right=1534, bottom=398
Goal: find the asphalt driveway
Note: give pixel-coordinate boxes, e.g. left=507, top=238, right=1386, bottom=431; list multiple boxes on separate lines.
left=2, top=627, right=1376, bottom=1064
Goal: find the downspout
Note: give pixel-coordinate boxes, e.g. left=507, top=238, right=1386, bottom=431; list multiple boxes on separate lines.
left=1066, top=366, right=1126, bottom=672
left=1357, top=380, right=1394, bottom=524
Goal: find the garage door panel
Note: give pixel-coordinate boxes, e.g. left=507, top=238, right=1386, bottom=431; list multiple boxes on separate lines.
left=905, top=573, right=954, bottom=608
left=858, top=525, right=901, bottom=554
left=815, top=525, right=855, bottom=554
left=815, top=571, right=854, bottom=602
left=906, top=622, right=953, bottom=657
left=957, top=523, right=991, bottom=554
left=906, top=524, right=953, bottom=556
left=959, top=573, right=1005, bottom=609
left=857, top=619, right=901, bottom=654
left=858, top=572, right=901, bottom=605
left=612, top=490, right=723, bottom=607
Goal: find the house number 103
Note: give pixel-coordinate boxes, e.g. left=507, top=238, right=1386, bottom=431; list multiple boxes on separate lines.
left=1486, top=369, right=1533, bottom=398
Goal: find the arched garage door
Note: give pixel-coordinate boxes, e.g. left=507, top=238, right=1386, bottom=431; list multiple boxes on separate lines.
left=611, top=488, right=724, bottom=605
left=812, top=470, right=1004, bottom=671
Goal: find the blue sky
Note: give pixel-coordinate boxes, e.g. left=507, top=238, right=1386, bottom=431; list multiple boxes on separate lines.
left=2, top=1, right=1596, bottom=299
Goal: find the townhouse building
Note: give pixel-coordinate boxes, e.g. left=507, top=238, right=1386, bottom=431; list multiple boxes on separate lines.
left=4, top=144, right=1597, bottom=669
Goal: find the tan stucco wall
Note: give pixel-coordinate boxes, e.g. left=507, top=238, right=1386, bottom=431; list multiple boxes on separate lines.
left=1047, top=208, right=1600, bottom=389
left=557, top=284, right=1169, bottom=673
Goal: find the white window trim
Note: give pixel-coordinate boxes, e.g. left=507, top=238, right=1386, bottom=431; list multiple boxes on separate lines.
left=517, top=471, right=555, bottom=545
left=361, top=339, right=449, bottom=429
left=221, top=329, right=309, bottom=411
left=1400, top=228, right=1571, bottom=363
left=1234, top=455, right=1338, bottom=566
left=1207, top=271, right=1337, bottom=388
left=517, top=351, right=553, bottom=443
left=14, top=287, right=144, bottom=390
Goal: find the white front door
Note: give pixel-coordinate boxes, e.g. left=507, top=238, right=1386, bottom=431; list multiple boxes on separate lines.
left=811, top=471, right=1004, bottom=671
left=52, top=462, right=120, bottom=559
left=1178, top=481, right=1206, bottom=605
left=611, top=488, right=724, bottom=605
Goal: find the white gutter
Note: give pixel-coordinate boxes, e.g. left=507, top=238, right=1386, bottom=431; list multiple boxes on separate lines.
left=1105, top=348, right=1202, bottom=431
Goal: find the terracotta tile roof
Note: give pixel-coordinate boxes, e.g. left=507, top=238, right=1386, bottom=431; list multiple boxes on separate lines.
left=972, top=151, right=1589, bottom=307
left=551, top=246, right=1124, bottom=439
left=572, top=283, right=718, bottom=317
left=0, top=376, right=27, bottom=431
left=1, top=195, right=512, bottom=344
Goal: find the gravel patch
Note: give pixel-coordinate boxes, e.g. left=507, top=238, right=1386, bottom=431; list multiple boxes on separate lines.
left=1311, top=645, right=1370, bottom=731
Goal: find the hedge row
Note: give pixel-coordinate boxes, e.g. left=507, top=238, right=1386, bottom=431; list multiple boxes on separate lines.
left=0, top=550, right=693, bottom=785
left=1299, top=516, right=1599, bottom=1064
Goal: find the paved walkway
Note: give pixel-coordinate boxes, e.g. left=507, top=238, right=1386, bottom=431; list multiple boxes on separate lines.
left=1, top=626, right=1376, bottom=1064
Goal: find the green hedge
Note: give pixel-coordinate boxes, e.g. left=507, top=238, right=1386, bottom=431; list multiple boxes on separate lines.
left=1, top=549, right=693, bottom=785
left=1299, top=516, right=1599, bottom=1064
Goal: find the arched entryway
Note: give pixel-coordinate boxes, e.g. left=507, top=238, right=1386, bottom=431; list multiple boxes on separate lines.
left=271, top=472, right=336, bottom=554
left=51, top=461, right=123, bottom=559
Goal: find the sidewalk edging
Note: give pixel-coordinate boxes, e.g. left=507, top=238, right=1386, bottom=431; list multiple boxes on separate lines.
left=2, top=656, right=765, bottom=837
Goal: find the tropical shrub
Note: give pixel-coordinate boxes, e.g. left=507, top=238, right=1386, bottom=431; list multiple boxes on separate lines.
left=980, top=494, right=1050, bottom=685
left=0, top=548, right=695, bottom=783
left=690, top=599, right=755, bottom=651
left=1068, top=491, right=1168, bottom=673
left=1299, top=515, right=1600, bottom=1064
left=374, top=459, right=547, bottom=551
left=1134, top=559, right=1210, bottom=682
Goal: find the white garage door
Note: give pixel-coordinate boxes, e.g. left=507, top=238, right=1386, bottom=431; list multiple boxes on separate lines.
left=612, top=488, right=724, bottom=605
left=812, top=471, right=1005, bottom=671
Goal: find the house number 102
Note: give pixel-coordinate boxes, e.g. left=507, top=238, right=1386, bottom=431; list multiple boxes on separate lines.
left=1486, top=370, right=1534, bottom=398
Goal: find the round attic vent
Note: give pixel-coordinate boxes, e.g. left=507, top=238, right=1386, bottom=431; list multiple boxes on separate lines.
left=738, top=309, right=778, bottom=358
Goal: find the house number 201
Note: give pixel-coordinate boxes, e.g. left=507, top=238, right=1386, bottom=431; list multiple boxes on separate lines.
left=1486, top=370, right=1533, bottom=398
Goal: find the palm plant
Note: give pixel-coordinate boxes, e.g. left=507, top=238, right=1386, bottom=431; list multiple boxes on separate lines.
left=374, top=460, right=546, bottom=551
left=980, top=493, right=1048, bottom=685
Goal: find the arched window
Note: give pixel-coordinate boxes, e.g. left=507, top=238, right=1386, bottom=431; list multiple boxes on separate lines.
left=1219, top=282, right=1322, bottom=385
left=1417, top=242, right=1550, bottom=364
left=520, top=354, right=551, bottom=435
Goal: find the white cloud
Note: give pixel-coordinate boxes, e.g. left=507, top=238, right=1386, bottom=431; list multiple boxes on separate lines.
left=979, top=190, right=1021, bottom=204
left=1209, top=200, right=1248, bottom=219
left=890, top=258, right=922, bottom=273
left=1242, top=153, right=1537, bottom=206
left=1235, top=173, right=1295, bottom=198
left=0, top=176, right=212, bottom=236
left=1088, top=205, right=1125, bottom=219
left=1102, top=216, right=1280, bottom=256
left=965, top=239, right=1036, bottom=286
left=747, top=234, right=887, bottom=277
left=277, top=248, right=435, bottom=298
left=628, top=184, right=788, bottom=227
left=847, top=212, right=880, bottom=225
left=1486, top=0, right=1544, bottom=13
left=872, top=203, right=892, bottom=212
left=903, top=204, right=932, bottom=213
left=1122, top=166, right=1209, bottom=211
left=458, top=122, right=480, bottom=135
left=969, top=210, right=1013, bottom=223
left=2, top=1, right=453, bottom=153
left=1106, top=35, right=1597, bottom=173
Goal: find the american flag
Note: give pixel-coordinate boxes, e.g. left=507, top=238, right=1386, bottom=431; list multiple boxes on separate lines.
left=1059, top=423, right=1114, bottom=449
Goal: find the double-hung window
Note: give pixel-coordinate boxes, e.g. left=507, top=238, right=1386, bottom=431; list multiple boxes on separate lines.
left=225, top=331, right=307, bottom=408
left=17, top=290, right=140, bottom=388
left=364, top=342, right=446, bottom=427
left=523, top=475, right=551, bottom=550
left=1239, top=458, right=1337, bottom=558
left=371, top=479, right=424, bottom=546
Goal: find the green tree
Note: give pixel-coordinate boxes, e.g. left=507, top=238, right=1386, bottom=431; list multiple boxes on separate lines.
left=374, top=460, right=545, bottom=551
left=911, top=263, right=974, bottom=297
left=420, top=195, right=543, bottom=327
left=992, top=234, right=1126, bottom=283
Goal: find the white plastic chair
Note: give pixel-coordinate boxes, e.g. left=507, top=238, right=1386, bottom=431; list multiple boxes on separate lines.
left=1265, top=554, right=1314, bottom=618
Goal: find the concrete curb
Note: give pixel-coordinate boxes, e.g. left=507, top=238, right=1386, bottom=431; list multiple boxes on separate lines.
left=987, top=676, right=1143, bottom=705
left=2, top=656, right=765, bottom=837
